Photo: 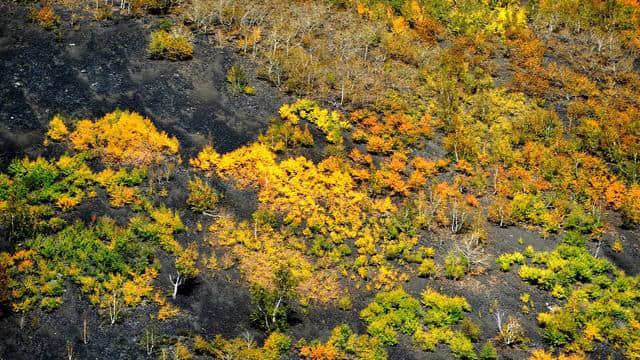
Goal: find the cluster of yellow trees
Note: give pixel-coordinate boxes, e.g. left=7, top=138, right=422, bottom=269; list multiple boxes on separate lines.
left=46, top=110, right=179, bottom=167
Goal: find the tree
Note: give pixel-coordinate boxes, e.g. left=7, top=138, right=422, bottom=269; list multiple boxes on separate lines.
left=0, top=252, right=12, bottom=316
left=169, top=243, right=199, bottom=299
left=249, top=265, right=299, bottom=332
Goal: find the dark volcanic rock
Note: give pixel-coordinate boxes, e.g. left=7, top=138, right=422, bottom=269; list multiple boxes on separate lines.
left=0, top=3, right=288, bottom=169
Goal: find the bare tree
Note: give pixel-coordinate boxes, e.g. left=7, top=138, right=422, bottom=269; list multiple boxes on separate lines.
left=66, top=340, right=74, bottom=360
left=82, top=316, right=88, bottom=345
left=242, top=330, right=255, bottom=349
left=108, top=293, right=121, bottom=325
left=168, top=273, right=184, bottom=300
left=454, top=233, right=488, bottom=272
left=494, top=310, right=525, bottom=346
left=450, top=201, right=469, bottom=234
left=144, top=326, right=156, bottom=356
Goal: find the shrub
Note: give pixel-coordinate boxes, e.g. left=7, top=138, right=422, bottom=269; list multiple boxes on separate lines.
left=421, top=288, right=471, bottom=327
left=335, top=324, right=388, bottom=359
left=413, top=326, right=452, bottom=352
left=518, top=244, right=611, bottom=291
left=496, top=251, right=525, bottom=271
left=0, top=252, right=12, bottom=315
left=5, top=213, right=184, bottom=314
left=258, top=120, right=314, bottom=152
left=461, top=317, right=480, bottom=342
left=621, top=185, right=640, bottom=227
left=562, top=230, right=586, bottom=247
left=337, top=296, right=352, bottom=311
left=278, top=100, right=350, bottom=144
left=226, top=64, right=255, bottom=95
left=187, top=178, right=220, bottom=212
left=193, top=336, right=216, bottom=355
left=418, top=258, right=437, bottom=277
left=148, top=28, right=194, bottom=61
left=448, top=331, right=476, bottom=359
left=263, top=331, right=292, bottom=357
left=445, top=250, right=468, bottom=280
left=518, top=265, right=553, bottom=289
left=510, top=193, right=560, bottom=234
left=479, top=342, right=498, bottom=360
left=360, top=288, right=423, bottom=345
left=40, top=296, right=62, bottom=312
left=299, top=344, right=340, bottom=360
left=564, top=206, right=601, bottom=235
left=175, top=341, right=192, bottom=360
left=44, top=114, right=69, bottom=143
left=63, top=110, right=180, bottom=167
left=26, top=6, right=60, bottom=30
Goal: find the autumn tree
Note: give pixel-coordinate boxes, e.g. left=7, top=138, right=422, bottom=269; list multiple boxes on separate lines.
left=249, top=265, right=299, bottom=332
left=0, top=252, right=12, bottom=316
left=169, top=243, right=199, bottom=299
left=47, top=110, right=180, bottom=167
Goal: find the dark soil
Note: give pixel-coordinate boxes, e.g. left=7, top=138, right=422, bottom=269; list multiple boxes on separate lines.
left=0, top=3, right=289, bottom=169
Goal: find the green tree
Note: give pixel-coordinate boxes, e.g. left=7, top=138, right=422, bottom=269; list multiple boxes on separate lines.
left=249, top=265, right=299, bottom=332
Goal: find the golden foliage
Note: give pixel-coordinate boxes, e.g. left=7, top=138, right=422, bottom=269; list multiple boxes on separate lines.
left=299, top=344, right=339, bottom=360
left=122, top=267, right=157, bottom=306
left=157, top=303, right=180, bottom=320
left=44, top=115, right=69, bottom=144
left=148, top=29, right=194, bottom=61
left=61, top=110, right=179, bottom=166
left=529, top=350, right=586, bottom=360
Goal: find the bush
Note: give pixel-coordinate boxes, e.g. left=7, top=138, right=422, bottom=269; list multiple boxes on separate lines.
left=258, top=120, right=314, bottom=152
left=518, top=244, right=611, bottom=291
left=227, top=65, right=255, bottom=95
left=360, top=288, right=423, bottom=345
left=193, top=336, right=217, bottom=355
left=564, top=206, right=601, bottom=235
left=148, top=29, right=194, bottom=61
left=418, top=258, right=437, bottom=277
left=561, top=230, right=585, bottom=247
left=461, top=317, right=480, bottom=342
left=44, top=115, right=69, bottom=143
left=326, top=324, right=387, bottom=359
left=445, top=250, right=468, bottom=280
left=63, top=110, right=180, bottom=167
left=279, top=100, right=350, bottom=144
left=40, top=296, right=62, bottom=312
left=479, top=342, right=498, bottom=360
left=621, top=185, right=640, bottom=227
left=0, top=252, right=12, bottom=315
left=421, top=288, right=471, bottom=327
left=26, top=6, right=60, bottom=30
left=187, top=178, right=220, bottom=212
left=175, top=341, right=192, bottom=360
left=263, top=331, right=292, bottom=357
left=337, top=296, right=352, bottom=311
left=496, top=251, right=525, bottom=271
left=448, top=331, right=476, bottom=359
